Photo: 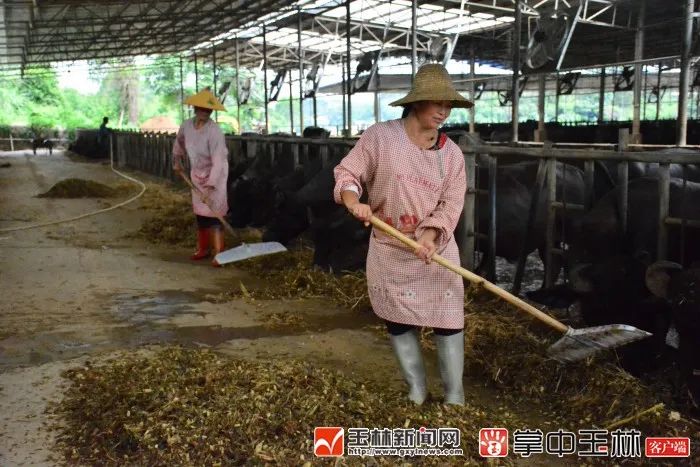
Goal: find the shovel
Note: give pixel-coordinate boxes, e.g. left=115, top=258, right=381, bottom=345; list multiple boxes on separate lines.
left=369, top=216, right=652, bottom=363
left=177, top=170, right=287, bottom=264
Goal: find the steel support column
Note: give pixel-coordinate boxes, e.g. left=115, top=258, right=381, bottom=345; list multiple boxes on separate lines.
left=212, top=44, right=218, bottom=122
left=289, top=75, right=294, bottom=134
left=677, top=0, right=695, bottom=145
left=346, top=0, right=352, bottom=136
left=235, top=37, right=241, bottom=134
left=263, top=24, right=269, bottom=134
left=469, top=46, right=476, bottom=133
left=511, top=0, right=522, bottom=143
left=298, top=9, right=304, bottom=133
left=598, top=67, right=606, bottom=123
left=411, top=0, right=417, bottom=78
left=537, top=74, right=545, bottom=142
left=632, top=0, right=646, bottom=143
left=179, top=55, right=184, bottom=123
left=341, top=56, right=346, bottom=134
left=374, top=91, right=380, bottom=123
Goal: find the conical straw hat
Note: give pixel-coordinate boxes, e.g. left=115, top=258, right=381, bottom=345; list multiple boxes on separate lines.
left=183, top=88, right=227, bottom=111
left=389, top=63, right=473, bottom=108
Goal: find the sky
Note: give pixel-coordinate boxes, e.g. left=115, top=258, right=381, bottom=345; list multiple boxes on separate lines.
left=55, top=61, right=100, bottom=94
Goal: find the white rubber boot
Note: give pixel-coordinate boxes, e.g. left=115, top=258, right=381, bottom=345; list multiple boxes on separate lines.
left=435, top=331, right=465, bottom=405
left=389, top=330, right=428, bottom=405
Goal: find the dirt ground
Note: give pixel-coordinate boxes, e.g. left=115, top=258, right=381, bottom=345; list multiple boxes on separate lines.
left=0, top=149, right=685, bottom=466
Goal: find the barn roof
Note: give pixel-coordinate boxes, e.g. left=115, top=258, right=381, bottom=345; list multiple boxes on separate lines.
left=0, top=0, right=695, bottom=77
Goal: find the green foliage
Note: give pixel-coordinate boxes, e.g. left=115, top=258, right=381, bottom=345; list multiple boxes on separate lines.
left=1, top=57, right=696, bottom=136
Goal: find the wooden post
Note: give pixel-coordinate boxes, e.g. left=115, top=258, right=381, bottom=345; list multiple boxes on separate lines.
left=486, top=155, right=498, bottom=281
left=657, top=163, right=670, bottom=260
left=617, top=129, right=630, bottom=234
left=536, top=74, right=546, bottom=142
left=583, top=159, right=595, bottom=210
left=459, top=134, right=476, bottom=271
left=544, top=154, right=557, bottom=288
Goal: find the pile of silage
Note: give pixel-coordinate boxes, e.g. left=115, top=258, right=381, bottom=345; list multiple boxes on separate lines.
left=231, top=249, right=371, bottom=312
left=50, top=346, right=524, bottom=466
left=135, top=184, right=194, bottom=245
left=230, top=253, right=699, bottom=440
left=37, top=178, right=130, bottom=198
left=135, top=183, right=262, bottom=247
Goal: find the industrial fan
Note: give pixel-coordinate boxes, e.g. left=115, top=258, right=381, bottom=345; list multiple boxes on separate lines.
left=238, top=77, right=253, bottom=105
left=428, top=36, right=452, bottom=63
left=614, top=66, right=635, bottom=92
left=557, top=72, right=580, bottom=95
left=218, top=81, right=231, bottom=104
left=497, top=76, right=529, bottom=106
left=304, top=64, right=320, bottom=98
left=351, top=51, right=379, bottom=94
left=524, top=5, right=580, bottom=71
left=269, top=70, right=286, bottom=102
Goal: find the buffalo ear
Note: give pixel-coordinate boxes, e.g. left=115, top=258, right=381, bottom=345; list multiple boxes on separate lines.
left=645, top=260, right=682, bottom=299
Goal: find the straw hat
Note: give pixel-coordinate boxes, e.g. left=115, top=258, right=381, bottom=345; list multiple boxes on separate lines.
left=183, top=88, right=227, bottom=111
left=389, top=63, right=473, bottom=108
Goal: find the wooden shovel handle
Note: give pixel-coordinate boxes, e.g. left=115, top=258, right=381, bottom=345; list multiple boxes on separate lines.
left=369, top=216, right=569, bottom=334
left=177, top=170, right=236, bottom=237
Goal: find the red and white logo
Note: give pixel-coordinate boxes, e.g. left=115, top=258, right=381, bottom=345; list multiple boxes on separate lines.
left=645, top=437, right=690, bottom=457
left=479, top=428, right=509, bottom=457
left=314, top=427, right=344, bottom=457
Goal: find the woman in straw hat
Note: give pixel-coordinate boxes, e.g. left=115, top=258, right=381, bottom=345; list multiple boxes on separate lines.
left=333, top=63, right=471, bottom=405
left=172, top=88, right=229, bottom=266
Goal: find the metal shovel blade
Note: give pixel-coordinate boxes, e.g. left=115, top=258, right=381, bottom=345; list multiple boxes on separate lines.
left=214, top=242, right=287, bottom=265
left=547, top=324, right=653, bottom=363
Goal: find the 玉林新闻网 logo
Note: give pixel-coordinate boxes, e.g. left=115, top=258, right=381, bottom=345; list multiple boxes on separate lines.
left=314, top=427, right=344, bottom=457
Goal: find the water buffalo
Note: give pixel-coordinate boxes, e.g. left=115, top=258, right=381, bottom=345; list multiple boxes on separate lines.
left=261, top=150, right=369, bottom=272
left=32, top=138, right=54, bottom=155
left=527, top=253, right=671, bottom=376
left=568, top=177, right=700, bottom=267
left=302, top=126, right=330, bottom=139
left=227, top=152, right=306, bottom=228
left=646, top=261, right=700, bottom=409
left=474, top=160, right=588, bottom=282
